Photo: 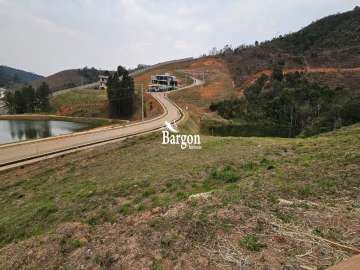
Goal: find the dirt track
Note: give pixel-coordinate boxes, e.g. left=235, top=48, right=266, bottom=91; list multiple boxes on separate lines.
left=240, top=67, right=360, bottom=92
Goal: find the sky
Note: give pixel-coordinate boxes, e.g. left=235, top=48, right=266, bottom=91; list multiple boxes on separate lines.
left=0, top=0, right=358, bottom=76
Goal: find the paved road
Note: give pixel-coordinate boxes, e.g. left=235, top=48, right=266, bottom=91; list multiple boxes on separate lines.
left=0, top=78, right=203, bottom=169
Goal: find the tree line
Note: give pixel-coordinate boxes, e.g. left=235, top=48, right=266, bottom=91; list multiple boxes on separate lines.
left=210, top=64, right=360, bottom=137
left=266, top=6, right=360, bottom=55
left=78, top=67, right=101, bottom=83
left=4, top=82, right=51, bottom=114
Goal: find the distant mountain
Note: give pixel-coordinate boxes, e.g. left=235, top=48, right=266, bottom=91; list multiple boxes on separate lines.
left=0, top=65, right=43, bottom=87
left=32, top=67, right=102, bottom=92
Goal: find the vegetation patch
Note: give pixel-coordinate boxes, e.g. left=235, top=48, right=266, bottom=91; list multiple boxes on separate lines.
left=209, top=66, right=360, bottom=137
left=60, top=237, right=83, bottom=254
left=50, top=89, right=108, bottom=118
left=239, top=234, right=267, bottom=252
left=210, top=165, right=239, bottom=183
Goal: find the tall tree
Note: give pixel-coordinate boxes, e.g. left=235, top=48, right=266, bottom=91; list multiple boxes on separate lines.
left=107, top=66, right=134, bottom=118
left=4, top=91, right=15, bottom=113
left=4, top=82, right=51, bottom=114
left=271, top=64, right=284, bottom=82
left=36, top=82, right=51, bottom=111
left=22, top=85, right=36, bottom=112
left=14, top=90, right=26, bottom=114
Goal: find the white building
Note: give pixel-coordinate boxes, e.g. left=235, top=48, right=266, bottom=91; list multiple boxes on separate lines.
left=148, top=73, right=178, bottom=92
left=99, top=75, right=109, bottom=90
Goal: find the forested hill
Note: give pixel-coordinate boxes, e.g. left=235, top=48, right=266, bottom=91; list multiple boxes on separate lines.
left=268, top=6, right=360, bottom=54
left=31, top=67, right=103, bottom=92
left=225, top=6, right=360, bottom=88
left=0, top=65, right=43, bottom=87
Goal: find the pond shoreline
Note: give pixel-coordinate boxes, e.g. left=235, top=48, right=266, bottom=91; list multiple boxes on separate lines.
left=0, top=114, right=127, bottom=129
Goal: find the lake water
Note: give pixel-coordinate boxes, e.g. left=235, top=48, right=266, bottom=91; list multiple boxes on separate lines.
left=0, top=120, right=87, bottom=145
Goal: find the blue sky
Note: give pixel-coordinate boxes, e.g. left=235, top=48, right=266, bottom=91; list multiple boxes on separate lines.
left=0, top=0, right=358, bottom=75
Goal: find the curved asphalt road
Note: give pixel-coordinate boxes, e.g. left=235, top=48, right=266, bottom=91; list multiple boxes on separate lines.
left=0, top=78, right=203, bottom=170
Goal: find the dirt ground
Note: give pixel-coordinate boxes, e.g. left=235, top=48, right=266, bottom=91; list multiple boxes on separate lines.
left=238, top=67, right=360, bottom=93
left=170, top=57, right=236, bottom=111
left=134, top=57, right=236, bottom=113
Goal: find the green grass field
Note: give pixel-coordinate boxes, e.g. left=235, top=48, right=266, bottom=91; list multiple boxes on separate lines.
left=50, top=89, right=108, bottom=118
left=0, top=124, right=359, bottom=269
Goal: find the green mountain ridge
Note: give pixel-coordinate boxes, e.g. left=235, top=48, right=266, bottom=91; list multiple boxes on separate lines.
left=0, top=65, right=43, bottom=87
left=226, top=6, right=360, bottom=88
left=268, top=6, right=360, bottom=54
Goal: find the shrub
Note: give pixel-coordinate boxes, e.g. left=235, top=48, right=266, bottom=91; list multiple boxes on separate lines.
left=211, top=165, right=239, bottom=183
left=118, top=204, right=132, bottom=215
left=239, top=235, right=266, bottom=252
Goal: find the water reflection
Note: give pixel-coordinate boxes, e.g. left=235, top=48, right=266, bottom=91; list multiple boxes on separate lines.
left=0, top=120, right=87, bottom=144
left=9, top=120, right=52, bottom=140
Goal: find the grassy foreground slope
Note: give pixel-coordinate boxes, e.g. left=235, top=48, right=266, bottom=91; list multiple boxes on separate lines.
left=0, top=124, right=359, bottom=269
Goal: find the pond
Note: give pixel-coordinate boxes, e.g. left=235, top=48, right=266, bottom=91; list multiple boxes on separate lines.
left=0, top=120, right=88, bottom=145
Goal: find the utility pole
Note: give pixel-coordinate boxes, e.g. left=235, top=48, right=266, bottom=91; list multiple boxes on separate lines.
left=141, top=83, right=144, bottom=121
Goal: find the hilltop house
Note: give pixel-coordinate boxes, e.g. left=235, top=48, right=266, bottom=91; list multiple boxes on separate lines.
left=98, top=75, right=109, bottom=90
left=148, top=73, right=178, bottom=92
